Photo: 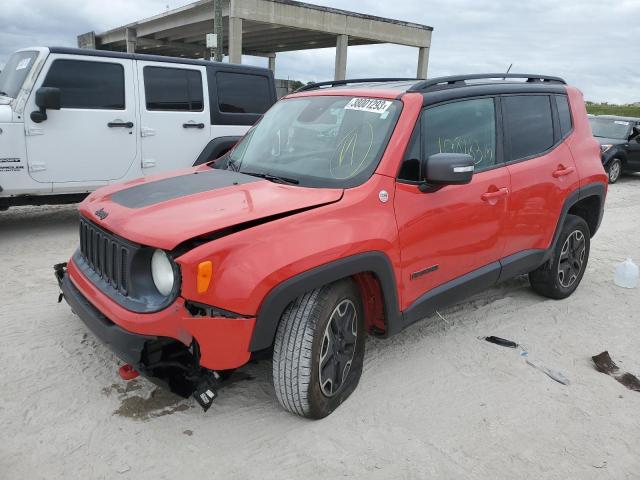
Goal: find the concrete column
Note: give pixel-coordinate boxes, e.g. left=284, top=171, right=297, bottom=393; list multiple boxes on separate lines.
left=417, top=46, right=430, bottom=79
left=334, top=34, right=348, bottom=81
left=125, top=28, right=137, bottom=53
left=77, top=31, right=96, bottom=49
left=228, top=17, right=243, bottom=64
left=268, top=54, right=276, bottom=74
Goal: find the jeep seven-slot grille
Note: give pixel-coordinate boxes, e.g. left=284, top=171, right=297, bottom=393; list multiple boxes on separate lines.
left=79, top=217, right=131, bottom=295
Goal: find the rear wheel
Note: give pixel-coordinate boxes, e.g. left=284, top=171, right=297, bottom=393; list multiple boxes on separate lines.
left=529, top=214, right=590, bottom=299
left=272, top=278, right=365, bottom=419
left=606, top=158, right=622, bottom=184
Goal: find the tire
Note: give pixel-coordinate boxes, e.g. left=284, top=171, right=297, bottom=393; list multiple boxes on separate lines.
left=529, top=214, right=590, bottom=299
left=606, top=158, right=622, bottom=184
left=272, top=278, right=365, bottom=419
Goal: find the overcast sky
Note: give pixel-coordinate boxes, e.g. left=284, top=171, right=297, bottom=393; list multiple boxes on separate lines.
left=1, top=0, right=638, bottom=103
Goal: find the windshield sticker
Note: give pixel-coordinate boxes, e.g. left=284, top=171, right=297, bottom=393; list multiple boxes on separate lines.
left=614, top=121, right=630, bottom=125
left=345, top=98, right=392, bottom=114
left=16, top=58, right=31, bottom=70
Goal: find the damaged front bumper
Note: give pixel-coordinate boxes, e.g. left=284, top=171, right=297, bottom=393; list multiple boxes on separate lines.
left=54, top=261, right=255, bottom=410
left=55, top=262, right=157, bottom=369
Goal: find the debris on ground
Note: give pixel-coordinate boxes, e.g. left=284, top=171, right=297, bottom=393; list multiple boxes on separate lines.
left=481, top=335, right=570, bottom=385
left=592, top=351, right=640, bottom=392
left=484, top=336, right=519, bottom=348
left=524, top=357, right=571, bottom=385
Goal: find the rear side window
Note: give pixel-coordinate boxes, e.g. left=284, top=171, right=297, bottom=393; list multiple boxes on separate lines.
left=504, top=95, right=554, bottom=161
left=422, top=98, right=497, bottom=172
left=42, top=59, right=124, bottom=109
left=216, top=72, right=272, bottom=114
left=144, top=66, right=203, bottom=111
left=555, top=95, right=573, bottom=137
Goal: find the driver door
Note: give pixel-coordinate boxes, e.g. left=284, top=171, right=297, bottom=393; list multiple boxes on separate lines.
left=627, top=123, right=640, bottom=169
left=25, top=54, right=137, bottom=186
left=395, top=97, right=510, bottom=312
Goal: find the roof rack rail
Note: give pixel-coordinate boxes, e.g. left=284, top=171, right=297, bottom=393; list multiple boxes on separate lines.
left=408, top=73, right=567, bottom=92
left=295, top=78, right=420, bottom=93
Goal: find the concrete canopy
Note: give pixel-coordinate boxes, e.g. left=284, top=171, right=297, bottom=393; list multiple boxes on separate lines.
left=81, top=0, right=433, bottom=80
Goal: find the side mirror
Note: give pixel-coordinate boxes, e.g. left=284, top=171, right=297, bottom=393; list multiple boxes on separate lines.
left=631, top=126, right=640, bottom=140
left=30, top=87, right=61, bottom=123
left=419, top=153, right=475, bottom=192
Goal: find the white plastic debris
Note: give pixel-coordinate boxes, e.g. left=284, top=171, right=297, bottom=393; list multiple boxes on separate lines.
left=614, top=258, right=639, bottom=289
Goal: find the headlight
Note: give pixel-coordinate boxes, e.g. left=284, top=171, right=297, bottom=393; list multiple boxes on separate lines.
left=151, top=249, right=175, bottom=296
left=600, top=144, right=613, bottom=153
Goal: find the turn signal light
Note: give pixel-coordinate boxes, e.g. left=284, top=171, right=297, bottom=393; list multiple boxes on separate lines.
left=197, top=261, right=213, bottom=294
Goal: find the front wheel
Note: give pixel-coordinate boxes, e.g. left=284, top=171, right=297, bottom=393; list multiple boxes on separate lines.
left=529, top=214, right=590, bottom=299
left=272, top=278, right=365, bottom=419
left=606, top=158, right=622, bottom=184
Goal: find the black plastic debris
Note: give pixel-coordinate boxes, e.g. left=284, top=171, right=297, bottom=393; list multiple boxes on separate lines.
left=484, top=336, right=519, bottom=348
left=592, top=351, right=640, bottom=392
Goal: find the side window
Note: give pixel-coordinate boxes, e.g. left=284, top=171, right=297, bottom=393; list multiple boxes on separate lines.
left=423, top=98, right=497, bottom=173
left=144, top=66, right=203, bottom=111
left=555, top=95, right=573, bottom=137
left=216, top=72, right=272, bottom=114
left=42, top=59, right=124, bottom=109
left=504, top=95, right=554, bottom=161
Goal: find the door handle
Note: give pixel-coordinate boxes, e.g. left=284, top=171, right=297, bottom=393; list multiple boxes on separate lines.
left=183, top=122, right=205, bottom=129
left=552, top=165, right=575, bottom=178
left=108, top=121, right=134, bottom=128
left=481, top=187, right=509, bottom=202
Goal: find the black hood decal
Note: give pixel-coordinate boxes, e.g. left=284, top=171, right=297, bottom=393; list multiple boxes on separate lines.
left=110, top=169, right=260, bottom=209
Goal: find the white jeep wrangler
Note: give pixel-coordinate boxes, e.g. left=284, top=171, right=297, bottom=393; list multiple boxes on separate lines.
left=0, top=46, right=276, bottom=210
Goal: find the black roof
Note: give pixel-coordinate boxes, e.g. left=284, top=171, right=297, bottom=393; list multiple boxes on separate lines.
left=297, top=73, right=569, bottom=104
left=47, top=47, right=272, bottom=75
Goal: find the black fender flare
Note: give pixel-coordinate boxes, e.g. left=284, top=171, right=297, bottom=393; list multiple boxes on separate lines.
left=249, top=252, right=403, bottom=351
left=545, top=182, right=606, bottom=262
left=193, top=136, right=241, bottom=166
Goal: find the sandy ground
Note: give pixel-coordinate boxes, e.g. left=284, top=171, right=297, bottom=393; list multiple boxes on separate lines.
left=1, top=177, right=640, bottom=480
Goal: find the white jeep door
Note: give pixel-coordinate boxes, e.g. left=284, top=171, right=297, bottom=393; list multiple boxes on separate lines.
left=137, top=61, right=210, bottom=173
left=25, top=55, right=138, bottom=185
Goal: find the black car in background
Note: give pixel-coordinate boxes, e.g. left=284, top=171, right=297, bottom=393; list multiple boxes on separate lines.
left=589, top=115, right=640, bottom=183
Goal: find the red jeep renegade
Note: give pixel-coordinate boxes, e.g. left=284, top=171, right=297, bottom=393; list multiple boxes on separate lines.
left=56, top=74, right=607, bottom=418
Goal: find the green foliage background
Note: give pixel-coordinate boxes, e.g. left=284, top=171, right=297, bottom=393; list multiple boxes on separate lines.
left=586, top=102, right=640, bottom=117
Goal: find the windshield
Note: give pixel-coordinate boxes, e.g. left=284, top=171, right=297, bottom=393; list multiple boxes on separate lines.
left=0, top=51, right=38, bottom=99
left=224, top=96, right=402, bottom=188
left=589, top=117, right=633, bottom=140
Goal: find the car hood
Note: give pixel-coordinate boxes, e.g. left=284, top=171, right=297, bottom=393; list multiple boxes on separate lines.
left=79, top=168, right=344, bottom=250
left=594, top=136, right=626, bottom=145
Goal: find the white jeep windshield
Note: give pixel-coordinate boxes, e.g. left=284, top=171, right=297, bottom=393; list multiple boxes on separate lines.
left=0, top=51, right=38, bottom=99
left=225, top=96, right=402, bottom=188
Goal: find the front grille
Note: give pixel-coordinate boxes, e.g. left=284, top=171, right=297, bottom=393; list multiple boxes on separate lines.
left=79, top=217, right=133, bottom=296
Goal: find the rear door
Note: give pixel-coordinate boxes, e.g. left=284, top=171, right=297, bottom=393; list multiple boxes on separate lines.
left=502, top=94, right=580, bottom=256
left=25, top=55, right=137, bottom=184
left=395, top=97, right=510, bottom=310
left=137, top=62, right=210, bottom=173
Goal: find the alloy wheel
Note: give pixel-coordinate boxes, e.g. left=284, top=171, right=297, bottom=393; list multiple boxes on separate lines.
left=557, top=230, right=586, bottom=288
left=318, top=299, right=358, bottom=397
left=609, top=161, right=621, bottom=183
